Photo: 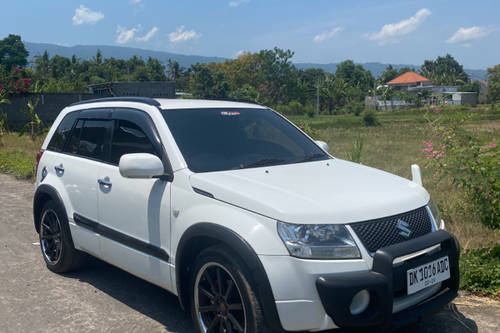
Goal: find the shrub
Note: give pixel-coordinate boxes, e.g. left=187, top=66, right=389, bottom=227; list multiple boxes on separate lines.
left=423, top=112, right=499, bottom=229
left=346, top=136, right=364, bottom=163
left=460, top=246, right=500, bottom=296
left=343, top=102, right=364, bottom=116
left=362, top=110, right=380, bottom=126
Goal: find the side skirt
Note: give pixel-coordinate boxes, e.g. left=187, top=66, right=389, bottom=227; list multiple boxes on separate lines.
left=73, top=213, right=169, bottom=262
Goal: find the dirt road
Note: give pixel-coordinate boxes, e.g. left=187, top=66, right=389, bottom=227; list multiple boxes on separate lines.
left=0, top=173, right=498, bottom=332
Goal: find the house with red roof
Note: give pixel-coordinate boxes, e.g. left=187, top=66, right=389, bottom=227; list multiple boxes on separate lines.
left=386, top=72, right=432, bottom=90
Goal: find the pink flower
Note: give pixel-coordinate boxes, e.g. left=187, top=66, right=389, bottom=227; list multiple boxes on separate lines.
left=488, top=141, right=497, bottom=148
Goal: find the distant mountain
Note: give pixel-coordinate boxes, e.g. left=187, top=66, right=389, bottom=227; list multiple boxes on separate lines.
left=25, top=42, right=487, bottom=81
left=25, top=42, right=227, bottom=68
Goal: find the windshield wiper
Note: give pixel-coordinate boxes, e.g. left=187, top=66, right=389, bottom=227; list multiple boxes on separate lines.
left=296, top=153, right=328, bottom=163
left=240, top=158, right=286, bottom=169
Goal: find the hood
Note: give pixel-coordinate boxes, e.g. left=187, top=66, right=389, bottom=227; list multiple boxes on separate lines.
left=189, top=159, right=430, bottom=224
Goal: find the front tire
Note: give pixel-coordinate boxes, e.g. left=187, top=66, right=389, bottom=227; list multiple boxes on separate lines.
left=39, top=200, right=84, bottom=273
left=190, top=245, right=267, bottom=333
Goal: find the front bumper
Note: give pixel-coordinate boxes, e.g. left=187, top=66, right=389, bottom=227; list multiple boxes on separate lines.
left=316, top=229, right=460, bottom=329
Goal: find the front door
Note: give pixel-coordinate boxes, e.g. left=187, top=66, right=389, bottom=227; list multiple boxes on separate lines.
left=97, top=109, right=172, bottom=290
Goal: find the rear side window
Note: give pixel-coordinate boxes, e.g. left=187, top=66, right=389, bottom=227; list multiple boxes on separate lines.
left=47, top=112, right=79, bottom=152
left=110, top=120, right=157, bottom=165
left=65, top=119, right=112, bottom=162
left=77, top=120, right=112, bottom=161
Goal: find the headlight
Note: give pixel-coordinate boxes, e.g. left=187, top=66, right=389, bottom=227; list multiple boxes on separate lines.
left=428, top=199, right=443, bottom=229
left=277, top=222, right=361, bottom=259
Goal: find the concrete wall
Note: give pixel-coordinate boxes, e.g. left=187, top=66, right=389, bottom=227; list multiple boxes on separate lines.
left=1, top=93, right=104, bottom=131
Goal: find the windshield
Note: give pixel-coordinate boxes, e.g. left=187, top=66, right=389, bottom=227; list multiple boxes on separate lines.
left=161, top=108, right=330, bottom=173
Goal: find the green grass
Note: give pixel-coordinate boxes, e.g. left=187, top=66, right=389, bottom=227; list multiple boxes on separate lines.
left=0, top=133, right=43, bottom=179
left=0, top=150, right=36, bottom=179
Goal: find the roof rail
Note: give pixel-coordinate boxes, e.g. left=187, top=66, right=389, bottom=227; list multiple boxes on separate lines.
left=70, top=97, right=161, bottom=107
left=206, top=98, right=265, bottom=106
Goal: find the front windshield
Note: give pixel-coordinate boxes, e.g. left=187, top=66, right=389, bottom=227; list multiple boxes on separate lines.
left=162, top=108, right=330, bottom=173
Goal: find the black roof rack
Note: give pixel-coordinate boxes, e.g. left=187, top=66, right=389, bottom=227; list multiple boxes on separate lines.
left=70, top=97, right=161, bottom=107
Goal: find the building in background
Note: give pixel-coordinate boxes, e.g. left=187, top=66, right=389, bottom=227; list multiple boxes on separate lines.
left=366, top=72, right=478, bottom=110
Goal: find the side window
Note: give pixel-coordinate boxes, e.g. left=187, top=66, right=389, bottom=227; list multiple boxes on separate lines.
left=110, top=120, right=157, bottom=165
left=65, top=119, right=83, bottom=154
left=77, top=120, right=112, bottom=161
left=47, top=112, right=79, bottom=152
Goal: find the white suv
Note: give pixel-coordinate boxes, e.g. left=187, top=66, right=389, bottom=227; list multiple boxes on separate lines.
left=34, top=97, right=459, bottom=332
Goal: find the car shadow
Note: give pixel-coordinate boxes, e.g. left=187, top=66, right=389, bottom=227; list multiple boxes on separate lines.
left=63, top=256, right=196, bottom=333
left=62, top=258, right=478, bottom=333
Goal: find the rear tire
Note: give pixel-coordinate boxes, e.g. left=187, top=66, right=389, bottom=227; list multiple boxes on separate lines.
left=39, top=200, right=84, bottom=273
left=190, top=245, right=267, bottom=333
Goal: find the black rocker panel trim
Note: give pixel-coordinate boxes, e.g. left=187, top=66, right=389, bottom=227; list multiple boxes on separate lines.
left=73, top=213, right=169, bottom=262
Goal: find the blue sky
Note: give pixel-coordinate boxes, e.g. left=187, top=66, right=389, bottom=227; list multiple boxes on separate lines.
left=2, top=0, right=499, bottom=69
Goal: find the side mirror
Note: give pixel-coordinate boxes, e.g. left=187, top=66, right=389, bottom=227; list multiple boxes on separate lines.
left=315, top=140, right=329, bottom=153
left=119, top=153, right=165, bottom=179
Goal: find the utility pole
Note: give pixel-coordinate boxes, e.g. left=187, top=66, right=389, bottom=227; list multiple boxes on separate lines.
left=316, top=80, right=320, bottom=116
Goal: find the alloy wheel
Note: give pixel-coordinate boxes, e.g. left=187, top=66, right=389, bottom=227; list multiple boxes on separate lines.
left=40, top=209, right=63, bottom=264
left=194, top=262, right=246, bottom=333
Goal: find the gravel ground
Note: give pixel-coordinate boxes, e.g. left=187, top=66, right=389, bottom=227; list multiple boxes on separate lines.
left=0, top=173, right=499, bottom=333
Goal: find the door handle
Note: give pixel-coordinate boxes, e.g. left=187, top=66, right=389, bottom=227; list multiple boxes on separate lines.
left=54, top=164, right=64, bottom=174
left=98, top=177, right=112, bottom=188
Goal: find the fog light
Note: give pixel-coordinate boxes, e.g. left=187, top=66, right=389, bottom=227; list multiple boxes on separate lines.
left=350, top=289, right=370, bottom=315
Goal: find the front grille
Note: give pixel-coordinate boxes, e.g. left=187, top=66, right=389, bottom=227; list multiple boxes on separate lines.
left=350, top=206, right=432, bottom=253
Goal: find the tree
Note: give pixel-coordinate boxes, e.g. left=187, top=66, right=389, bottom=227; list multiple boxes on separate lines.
left=335, top=60, right=374, bottom=94
left=420, top=54, right=468, bottom=85
left=190, top=63, right=229, bottom=99
left=0, top=34, right=29, bottom=70
left=487, top=64, right=500, bottom=103
left=379, top=65, right=399, bottom=84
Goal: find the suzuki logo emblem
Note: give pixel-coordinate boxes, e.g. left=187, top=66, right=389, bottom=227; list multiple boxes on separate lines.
left=397, top=219, right=412, bottom=238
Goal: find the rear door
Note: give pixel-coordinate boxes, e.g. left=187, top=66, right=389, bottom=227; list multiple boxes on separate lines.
left=48, top=109, right=113, bottom=256
left=96, top=108, right=172, bottom=290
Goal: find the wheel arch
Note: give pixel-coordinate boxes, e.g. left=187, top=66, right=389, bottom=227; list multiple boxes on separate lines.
left=33, top=184, right=67, bottom=233
left=175, top=222, right=284, bottom=331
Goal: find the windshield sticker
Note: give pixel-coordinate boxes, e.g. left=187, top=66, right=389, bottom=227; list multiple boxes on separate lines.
left=220, top=111, right=240, bottom=116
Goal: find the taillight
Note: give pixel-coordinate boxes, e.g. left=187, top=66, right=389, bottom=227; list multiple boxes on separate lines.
left=35, top=149, right=45, bottom=178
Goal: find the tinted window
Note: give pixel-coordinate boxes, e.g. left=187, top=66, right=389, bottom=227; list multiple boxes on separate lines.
left=162, top=108, right=329, bottom=173
left=65, top=119, right=83, bottom=154
left=47, top=112, right=79, bottom=152
left=110, top=120, right=157, bottom=165
left=74, top=120, right=112, bottom=161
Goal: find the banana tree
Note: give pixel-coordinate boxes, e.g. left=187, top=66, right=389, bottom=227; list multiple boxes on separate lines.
left=19, top=98, right=46, bottom=141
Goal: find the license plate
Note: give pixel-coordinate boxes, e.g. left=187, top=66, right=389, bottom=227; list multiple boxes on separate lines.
left=407, top=256, right=450, bottom=295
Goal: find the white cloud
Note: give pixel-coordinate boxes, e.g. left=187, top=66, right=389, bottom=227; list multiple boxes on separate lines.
left=236, top=50, right=246, bottom=57
left=229, top=0, right=249, bottom=8
left=72, top=5, right=104, bottom=25
left=367, top=8, right=431, bottom=44
left=313, top=26, right=343, bottom=42
left=136, top=26, right=159, bottom=42
left=169, top=26, right=200, bottom=42
left=116, top=25, right=159, bottom=44
left=446, top=26, right=492, bottom=44
left=116, top=26, right=137, bottom=44
left=131, top=0, right=141, bottom=4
